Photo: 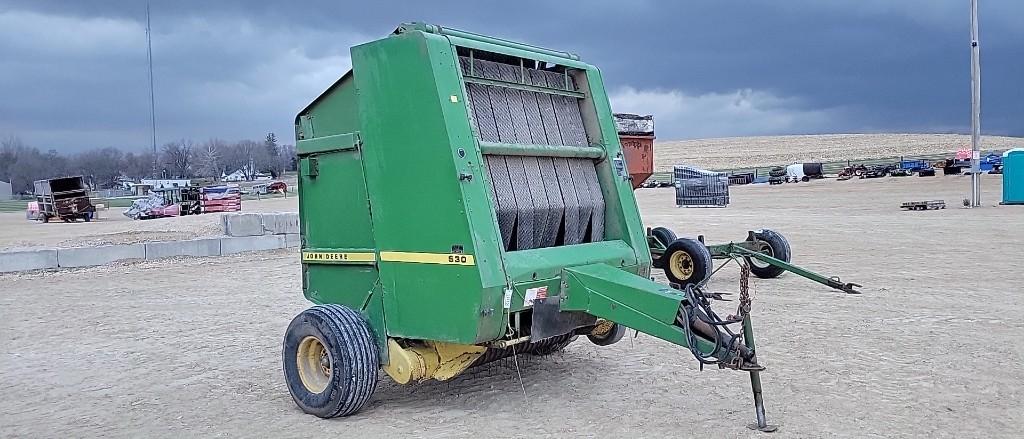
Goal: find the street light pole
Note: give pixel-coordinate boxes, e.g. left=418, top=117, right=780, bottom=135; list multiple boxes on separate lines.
left=969, top=0, right=982, bottom=207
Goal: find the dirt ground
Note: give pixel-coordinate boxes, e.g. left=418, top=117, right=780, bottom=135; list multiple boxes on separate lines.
left=655, top=133, right=1023, bottom=171
left=1, top=175, right=1022, bottom=438
left=0, top=196, right=298, bottom=251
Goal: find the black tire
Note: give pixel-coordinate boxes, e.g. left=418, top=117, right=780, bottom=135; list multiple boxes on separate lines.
left=650, top=227, right=677, bottom=269
left=745, top=229, right=792, bottom=279
left=587, top=322, right=626, bottom=346
left=651, top=227, right=677, bottom=248
left=40, top=214, right=49, bottom=223
left=283, top=304, right=379, bottom=418
left=659, top=238, right=712, bottom=287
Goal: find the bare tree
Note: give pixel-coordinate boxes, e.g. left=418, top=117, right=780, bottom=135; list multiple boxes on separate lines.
left=278, top=144, right=298, bottom=172
left=72, top=147, right=124, bottom=188
left=195, top=138, right=226, bottom=178
left=220, top=140, right=269, bottom=180
left=161, top=139, right=194, bottom=178
left=122, top=151, right=156, bottom=179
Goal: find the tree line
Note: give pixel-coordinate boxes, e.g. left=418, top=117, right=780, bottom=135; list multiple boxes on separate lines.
left=0, top=133, right=296, bottom=194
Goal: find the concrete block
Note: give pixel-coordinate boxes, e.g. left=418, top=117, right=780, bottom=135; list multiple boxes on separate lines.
left=145, top=238, right=222, bottom=260
left=285, top=233, right=301, bottom=248
left=58, top=244, right=146, bottom=268
left=263, top=212, right=300, bottom=235
left=0, top=249, right=59, bottom=273
left=222, top=213, right=265, bottom=237
left=220, top=235, right=287, bottom=255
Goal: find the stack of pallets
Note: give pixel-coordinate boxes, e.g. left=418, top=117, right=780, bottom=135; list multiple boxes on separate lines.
left=201, top=185, right=242, bottom=213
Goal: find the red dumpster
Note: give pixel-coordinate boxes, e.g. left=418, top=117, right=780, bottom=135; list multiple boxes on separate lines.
left=614, top=113, right=655, bottom=189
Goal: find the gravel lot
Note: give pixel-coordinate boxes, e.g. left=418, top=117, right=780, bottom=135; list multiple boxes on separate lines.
left=1, top=175, right=1022, bottom=438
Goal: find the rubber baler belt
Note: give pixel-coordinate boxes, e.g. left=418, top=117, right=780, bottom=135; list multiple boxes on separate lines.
left=485, top=155, right=602, bottom=250
left=461, top=57, right=588, bottom=147
left=460, top=57, right=605, bottom=250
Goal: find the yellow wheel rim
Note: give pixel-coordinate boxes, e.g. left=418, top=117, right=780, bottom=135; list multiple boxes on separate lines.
left=296, top=336, right=332, bottom=394
left=668, top=251, right=695, bottom=280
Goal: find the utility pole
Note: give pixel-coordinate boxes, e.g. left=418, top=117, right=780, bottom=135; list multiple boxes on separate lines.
left=969, top=0, right=982, bottom=207
left=147, top=3, right=158, bottom=178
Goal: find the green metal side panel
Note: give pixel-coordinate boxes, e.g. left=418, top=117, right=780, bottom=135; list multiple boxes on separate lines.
left=298, top=149, right=378, bottom=309
left=351, top=32, right=507, bottom=344
left=296, top=72, right=361, bottom=140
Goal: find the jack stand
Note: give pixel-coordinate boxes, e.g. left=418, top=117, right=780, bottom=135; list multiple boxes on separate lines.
left=740, top=264, right=779, bottom=433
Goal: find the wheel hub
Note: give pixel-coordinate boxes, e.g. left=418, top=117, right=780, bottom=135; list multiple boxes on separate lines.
left=669, top=251, right=694, bottom=280
left=750, top=241, right=773, bottom=268
left=297, top=336, right=332, bottom=394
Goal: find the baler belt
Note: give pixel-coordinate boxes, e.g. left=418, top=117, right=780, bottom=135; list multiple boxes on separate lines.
left=527, top=69, right=565, bottom=146
left=505, top=155, right=536, bottom=250
left=553, top=157, right=582, bottom=245
left=459, top=56, right=604, bottom=250
left=486, top=155, right=516, bottom=250
left=581, top=159, right=605, bottom=242
left=568, top=158, right=595, bottom=244
left=521, top=156, right=552, bottom=248
left=480, top=60, right=517, bottom=144
left=537, top=157, right=563, bottom=247
left=497, top=63, right=534, bottom=144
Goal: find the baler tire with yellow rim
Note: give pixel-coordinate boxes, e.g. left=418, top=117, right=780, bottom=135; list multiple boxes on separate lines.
left=283, top=304, right=379, bottom=418
left=660, top=238, right=712, bottom=288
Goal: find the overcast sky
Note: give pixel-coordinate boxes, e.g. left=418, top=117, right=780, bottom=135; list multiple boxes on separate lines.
left=1, top=0, right=1021, bottom=153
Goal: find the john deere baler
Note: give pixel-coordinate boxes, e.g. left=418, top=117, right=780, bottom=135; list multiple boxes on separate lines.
left=285, top=23, right=764, bottom=422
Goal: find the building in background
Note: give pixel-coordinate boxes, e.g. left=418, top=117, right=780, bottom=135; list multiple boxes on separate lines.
left=0, top=180, right=13, bottom=200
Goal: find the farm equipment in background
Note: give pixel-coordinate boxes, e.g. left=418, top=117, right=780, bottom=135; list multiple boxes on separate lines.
left=896, top=159, right=936, bottom=177
left=767, top=166, right=787, bottom=185
left=837, top=164, right=868, bottom=179
left=124, top=186, right=201, bottom=220
left=249, top=180, right=289, bottom=195
left=280, top=23, right=865, bottom=431
left=861, top=164, right=892, bottom=179
left=889, top=168, right=911, bottom=177
left=936, top=158, right=969, bottom=175
left=33, top=176, right=95, bottom=223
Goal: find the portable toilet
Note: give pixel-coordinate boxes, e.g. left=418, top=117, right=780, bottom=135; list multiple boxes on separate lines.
left=1002, top=149, right=1024, bottom=205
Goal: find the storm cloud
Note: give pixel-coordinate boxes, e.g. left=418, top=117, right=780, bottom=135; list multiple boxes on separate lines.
left=1, top=0, right=1021, bottom=152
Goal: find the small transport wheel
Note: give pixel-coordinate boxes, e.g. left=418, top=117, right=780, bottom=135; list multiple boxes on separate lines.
left=587, top=320, right=626, bottom=346
left=651, top=227, right=677, bottom=248
left=650, top=227, right=677, bottom=269
left=660, top=238, right=712, bottom=287
left=39, top=214, right=49, bottom=223
left=745, top=229, right=792, bottom=279
left=283, top=304, right=379, bottom=418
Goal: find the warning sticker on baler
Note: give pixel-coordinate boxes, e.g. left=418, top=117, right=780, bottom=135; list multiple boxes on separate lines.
left=523, top=286, right=548, bottom=307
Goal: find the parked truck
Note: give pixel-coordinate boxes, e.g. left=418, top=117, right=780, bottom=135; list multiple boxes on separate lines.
left=33, top=176, right=95, bottom=223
